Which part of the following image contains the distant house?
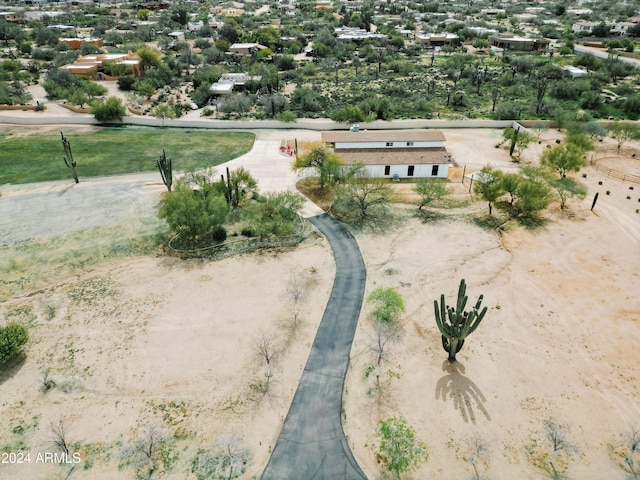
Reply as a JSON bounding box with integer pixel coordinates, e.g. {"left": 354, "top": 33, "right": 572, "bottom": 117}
{"left": 571, "top": 21, "right": 600, "bottom": 34}
{"left": 610, "top": 22, "right": 635, "bottom": 36}
{"left": 562, "top": 65, "right": 588, "bottom": 78}
{"left": 209, "top": 72, "right": 262, "bottom": 95}
{"left": 334, "top": 27, "right": 388, "bottom": 42}
{"left": 415, "top": 32, "right": 459, "bottom": 47}
{"left": 168, "top": 31, "right": 185, "bottom": 42}
{"left": 60, "top": 52, "right": 142, "bottom": 79}
{"left": 0, "top": 12, "right": 19, "bottom": 22}
{"left": 228, "top": 42, "right": 268, "bottom": 57}
{"left": 322, "top": 129, "right": 452, "bottom": 179}
{"left": 489, "top": 34, "right": 550, "bottom": 52}
{"left": 60, "top": 37, "right": 104, "bottom": 50}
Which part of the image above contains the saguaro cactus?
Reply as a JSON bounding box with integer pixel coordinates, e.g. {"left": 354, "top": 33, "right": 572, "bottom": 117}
{"left": 60, "top": 132, "right": 79, "bottom": 184}
{"left": 155, "top": 148, "right": 172, "bottom": 191}
{"left": 434, "top": 278, "right": 487, "bottom": 362}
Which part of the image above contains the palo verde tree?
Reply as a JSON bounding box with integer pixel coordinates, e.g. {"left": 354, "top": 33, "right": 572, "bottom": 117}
{"left": 155, "top": 148, "right": 172, "bottom": 192}
{"left": 367, "top": 287, "right": 405, "bottom": 324}
{"left": 0, "top": 323, "right": 28, "bottom": 363}
{"left": 434, "top": 278, "right": 487, "bottom": 362}
{"left": 414, "top": 177, "right": 451, "bottom": 211}
{"left": 60, "top": 132, "right": 79, "bottom": 184}
{"left": 332, "top": 163, "right": 395, "bottom": 225}
{"left": 158, "top": 176, "right": 230, "bottom": 245}
{"left": 292, "top": 144, "right": 343, "bottom": 190}
{"left": 540, "top": 144, "right": 587, "bottom": 179}
{"left": 474, "top": 165, "right": 505, "bottom": 215}
{"left": 377, "top": 416, "right": 428, "bottom": 478}
{"left": 367, "top": 287, "right": 404, "bottom": 383}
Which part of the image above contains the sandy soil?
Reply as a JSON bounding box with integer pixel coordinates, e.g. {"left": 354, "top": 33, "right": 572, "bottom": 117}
{"left": 1, "top": 128, "right": 639, "bottom": 479}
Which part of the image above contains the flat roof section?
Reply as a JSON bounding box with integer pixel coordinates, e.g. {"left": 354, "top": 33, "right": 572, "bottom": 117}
{"left": 336, "top": 147, "right": 451, "bottom": 165}
{"left": 322, "top": 129, "right": 446, "bottom": 143}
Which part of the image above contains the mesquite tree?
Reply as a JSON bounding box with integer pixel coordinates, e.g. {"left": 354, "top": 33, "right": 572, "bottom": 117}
{"left": 434, "top": 279, "right": 487, "bottom": 362}
{"left": 60, "top": 132, "right": 79, "bottom": 184}
{"left": 155, "top": 148, "right": 172, "bottom": 191}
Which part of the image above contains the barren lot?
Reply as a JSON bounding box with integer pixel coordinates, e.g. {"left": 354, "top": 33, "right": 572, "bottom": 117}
{"left": 1, "top": 127, "right": 639, "bottom": 479}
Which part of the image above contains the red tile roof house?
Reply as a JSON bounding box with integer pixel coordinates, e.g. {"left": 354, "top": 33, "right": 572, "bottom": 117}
{"left": 321, "top": 129, "right": 453, "bottom": 179}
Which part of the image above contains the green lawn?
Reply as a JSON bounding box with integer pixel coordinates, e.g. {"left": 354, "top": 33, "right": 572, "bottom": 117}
{"left": 0, "top": 126, "right": 255, "bottom": 185}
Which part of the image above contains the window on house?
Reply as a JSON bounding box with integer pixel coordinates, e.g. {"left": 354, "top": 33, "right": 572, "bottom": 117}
{"left": 408, "top": 165, "right": 415, "bottom": 176}
{"left": 384, "top": 165, "right": 390, "bottom": 175}
{"left": 406, "top": 141, "right": 414, "bottom": 146}
{"left": 386, "top": 142, "right": 393, "bottom": 147}
{"left": 431, "top": 165, "right": 439, "bottom": 176}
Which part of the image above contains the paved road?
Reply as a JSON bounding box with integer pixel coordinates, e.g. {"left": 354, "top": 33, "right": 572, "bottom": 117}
{"left": 261, "top": 213, "right": 367, "bottom": 480}
{"left": 574, "top": 44, "right": 640, "bottom": 67}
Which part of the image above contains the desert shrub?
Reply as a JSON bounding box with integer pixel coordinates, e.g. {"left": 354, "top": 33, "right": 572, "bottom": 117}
{"left": 0, "top": 323, "right": 28, "bottom": 363}
{"left": 211, "top": 226, "right": 227, "bottom": 242}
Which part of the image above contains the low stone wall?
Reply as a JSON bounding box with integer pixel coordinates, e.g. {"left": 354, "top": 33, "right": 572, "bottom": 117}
{"left": 60, "top": 104, "right": 91, "bottom": 114}
{"left": 0, "top": 105, "right": 40, "bottom": 111}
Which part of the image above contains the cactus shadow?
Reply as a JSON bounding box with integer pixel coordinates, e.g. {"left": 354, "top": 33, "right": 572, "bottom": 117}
{"left": 435, "top": 360, "right": 491, "bottom": 424}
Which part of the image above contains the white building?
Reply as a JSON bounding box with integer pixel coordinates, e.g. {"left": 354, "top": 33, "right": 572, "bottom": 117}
{"left": 321, "top": 130, "right": 452, "bottom": 179}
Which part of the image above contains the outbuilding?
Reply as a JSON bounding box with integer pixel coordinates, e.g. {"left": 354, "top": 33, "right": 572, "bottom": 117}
{"left": 321, "top": 129, "right": 452, "bottom": 179}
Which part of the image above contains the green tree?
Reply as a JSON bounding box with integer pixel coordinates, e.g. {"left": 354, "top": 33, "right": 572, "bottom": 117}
{"left": 91, "top": 97, "right": 126, "bottom": 123}
{"left": 414, "top": 178, "right": 451, "bottom": 210}
{"left": 501, "top": 172, "right": 522, "bottom": 205}
{"left": 434, "top": 278, "right": 487, "bottom": 362}
{"left": 474, "top": 165, "right": 505, "bottom": 215}
{"left": 502, "top": 127, "right": 532, "bottom": 159}
{"left": 367, "top": 287, "right": 405, "bottom": 324}
{"left": 540, "top": 144, "right": 587, "bottom": 178}
{"left": 513, "top": 175, "right": 554, "bottom": 218}
{"left": 0, "top": 323, "right": 28, "bottom": 363}
{"left": 251, "top": 191, "right": 304, "bottom": 238}
{"left": 332, "top": 164, "right": 395, "bottom": 225}
{"left": 151, "top": 103, "right": 177, "bottom": 124}
{"left": 293, "top": 145, "right": 344, "bottom": 189}
{"left": 550, "top": 177, "right": 587, "bottom": 210}
{"left": 608, "top": 123, "right": 640, "bottom": 150}
{"left": 136, "top": 46, "right": 164, "bottom": 72}
{"left": 377, "top": 416, "right": 428, "bottom": 477}
{"left": 158, "top": 181, "right": 230, "bottom": 245}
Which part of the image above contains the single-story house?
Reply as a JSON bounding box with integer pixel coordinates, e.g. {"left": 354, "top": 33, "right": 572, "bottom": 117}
{"left": 415, "top": 32, "right": 459, "bottom": 47}
{"left": 209, "top": 72, "right": 262, "bottom": 95}
{"left": 228, "top": 42, "right": 268, "bottom": 57}
{"left": 0, "top": 12, "right": 19, "bottom": 22}
{"left": 60, "top": 52, "right": 142, "bottom": 78}
{"left": 60, "top": 37, "right": 104, "bottom": 50}
{"left": 489, "top": 34, "right": 550, "bottom": 52}
{"left": 321, "top": 129, "right": 452, "bottom": 179}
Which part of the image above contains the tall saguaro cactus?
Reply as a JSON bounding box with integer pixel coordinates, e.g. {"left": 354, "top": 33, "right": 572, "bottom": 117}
{"left": 60, "top": 132, "right": 79, "bottom": 184}
{"left": 155, "top": 148, "right": 172, "bottom": 191}
{"left": 434, "top": 278, "right": 487, "bottom": 362}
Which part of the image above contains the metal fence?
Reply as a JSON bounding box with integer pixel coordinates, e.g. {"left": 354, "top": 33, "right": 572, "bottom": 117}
{"left": 590, "top": 149, "right": 640, "bottom": 184}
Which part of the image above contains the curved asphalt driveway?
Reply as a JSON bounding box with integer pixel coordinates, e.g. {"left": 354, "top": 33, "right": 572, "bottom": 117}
{"left": 261, "top": 213, "right": 367, "bottom": 480}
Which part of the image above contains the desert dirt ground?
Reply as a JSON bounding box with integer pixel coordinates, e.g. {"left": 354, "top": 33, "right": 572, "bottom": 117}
{"left": 1, "top": 127, "right": 639, "bottom": 479}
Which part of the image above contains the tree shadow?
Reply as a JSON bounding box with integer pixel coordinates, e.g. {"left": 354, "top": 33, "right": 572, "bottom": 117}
{"left": 435, "top": 360, "right": 490, "bottom": 424}
{"left": 0, "top": 352, "right": 26, "bottom": 385}
{"left": 416, "top": 208, "right": 448, "bottom": 223}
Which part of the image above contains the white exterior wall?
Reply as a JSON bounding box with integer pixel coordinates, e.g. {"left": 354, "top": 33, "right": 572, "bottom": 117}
{"left": 335, "top": 140, "right": 444, "bottom": 149}
{"left": 363, "top": 164, "right": 449, "bottom": 179}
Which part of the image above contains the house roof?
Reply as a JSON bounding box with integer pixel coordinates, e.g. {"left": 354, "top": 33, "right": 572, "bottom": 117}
{"left": 335, "top": 148, "right": 451, "bottom": 165}
{"left": 322, "top": 129, "right": 446, "bottom": 144}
